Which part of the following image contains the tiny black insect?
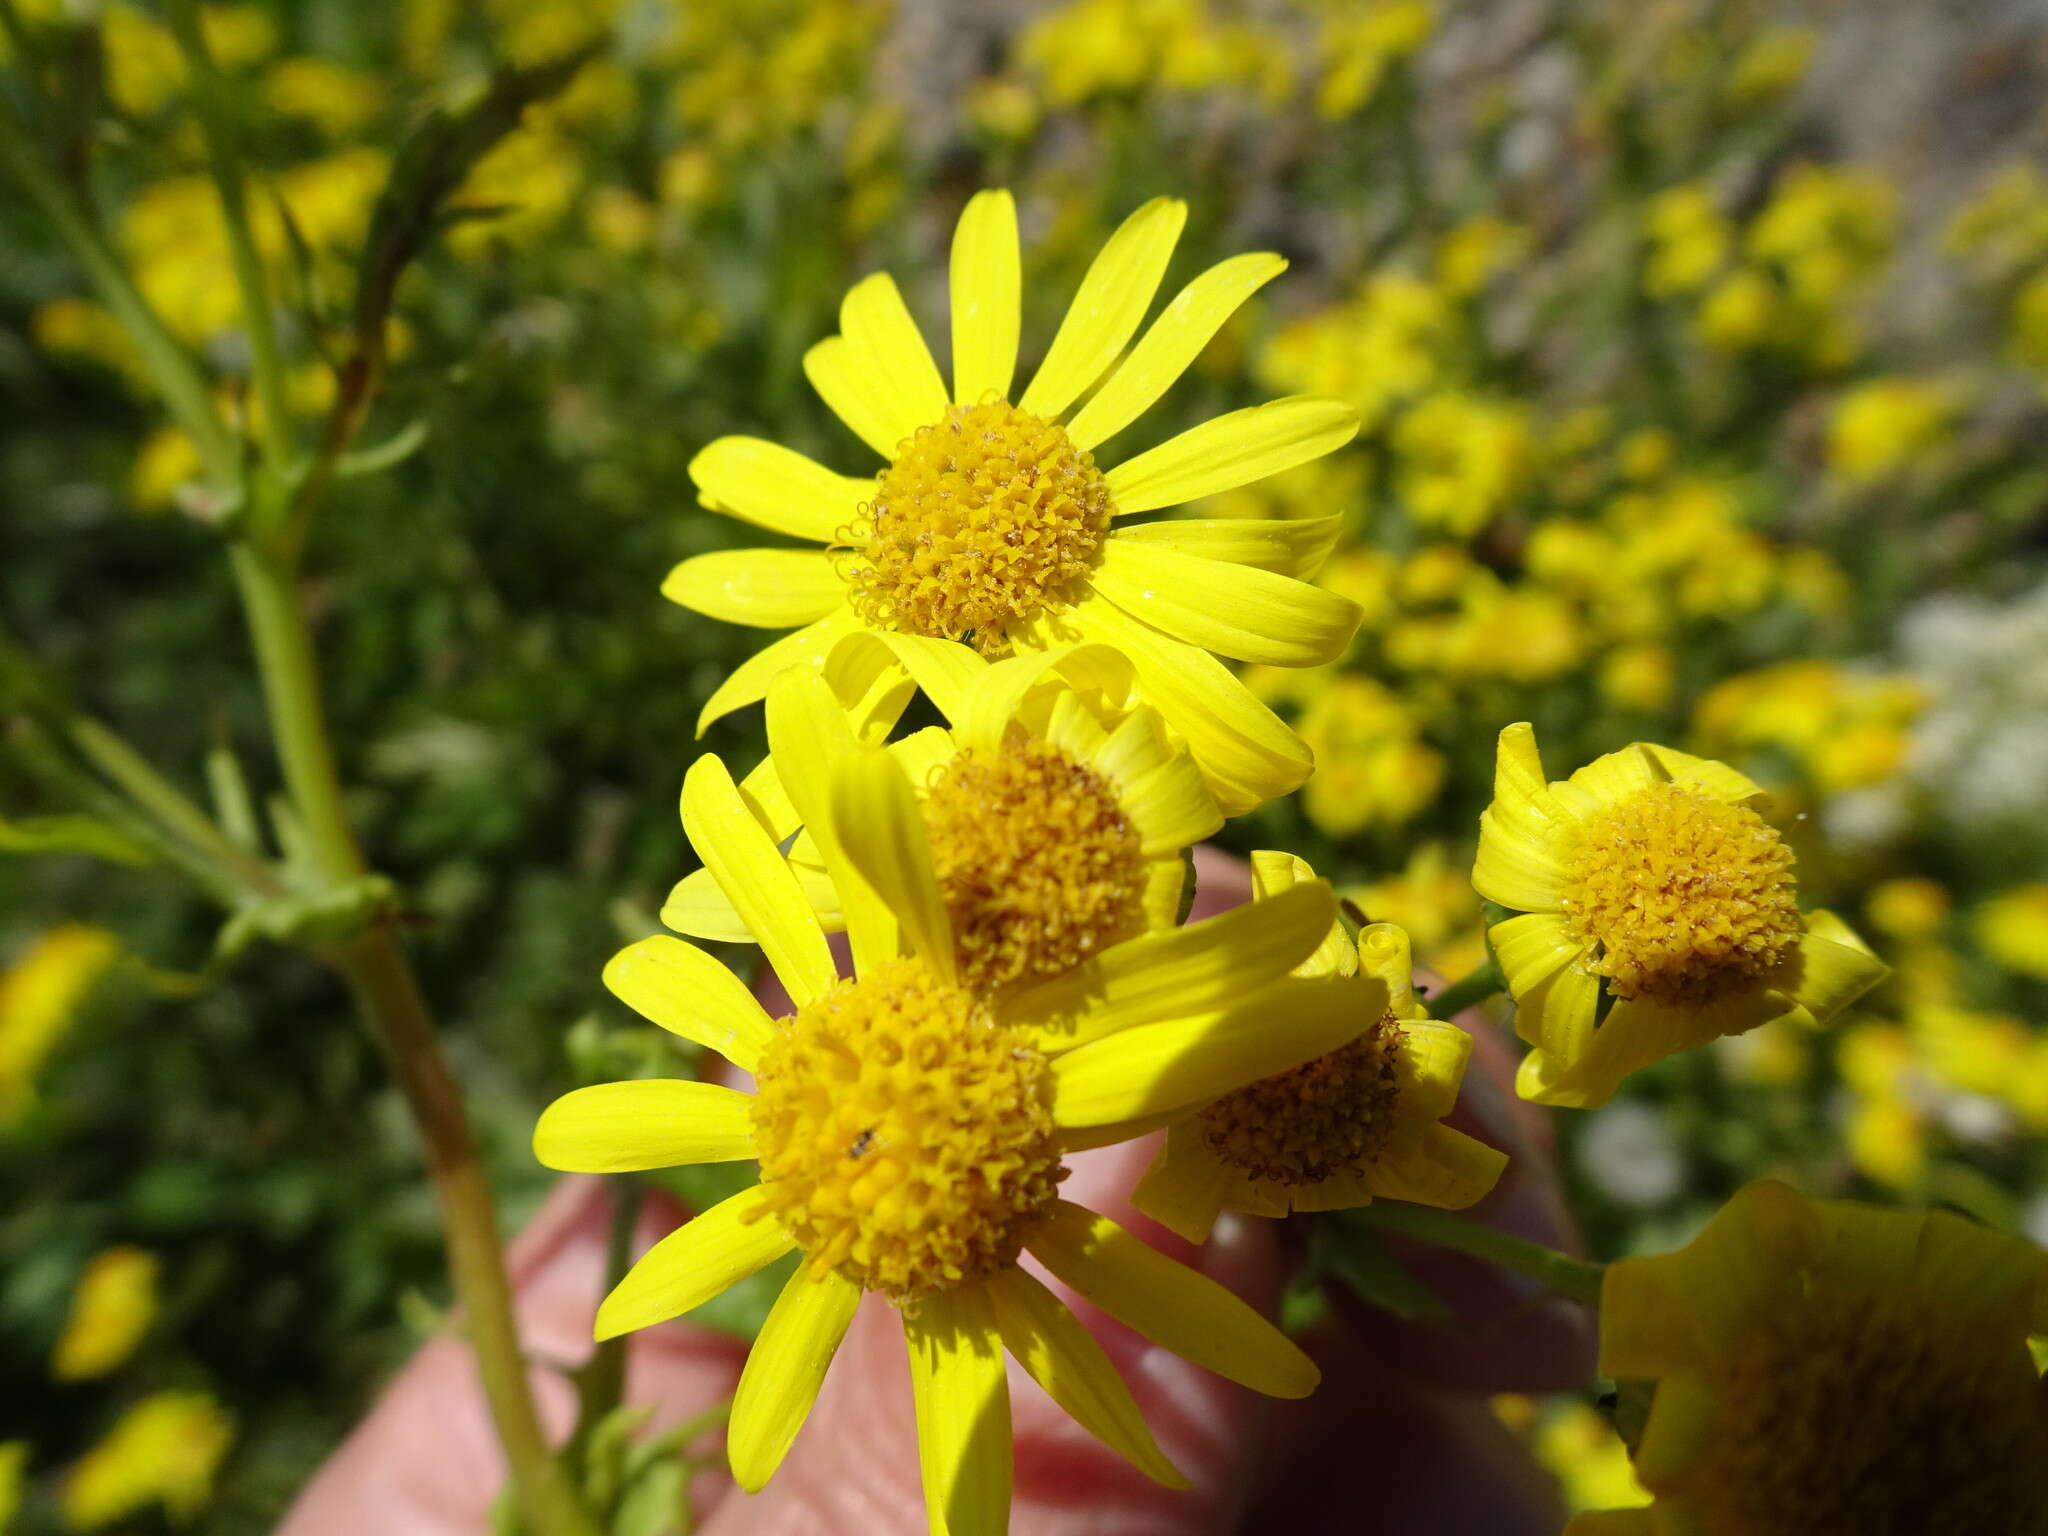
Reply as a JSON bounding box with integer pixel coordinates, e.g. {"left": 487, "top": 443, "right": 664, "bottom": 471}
{"left": 847, "top": 1127, "right": 876, "bottom": 1159}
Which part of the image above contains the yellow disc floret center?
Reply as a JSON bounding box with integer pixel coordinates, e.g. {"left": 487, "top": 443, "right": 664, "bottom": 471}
{"left": 846, "top": 401, "right": 1113, "bottom": 651}
{"left": 1561, "top": 780, "right": 1800, "bottom": 1004}
{"left": 1198, "top": 1012, "right": 1405, "bottom": 1185}
{"left": 750, "top": 956, "right": 1064, "bottom": 1304}
{"left": 921, "top": 738, "right": 1148, "bottom": 992}
{"left": 1686, "top": 1291, "right": 2048, "bottom": 1535}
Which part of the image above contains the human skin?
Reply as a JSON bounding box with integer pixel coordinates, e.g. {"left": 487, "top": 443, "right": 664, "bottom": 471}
{"left": 280, "top": 850, "right": 1591, "bottom": 1534}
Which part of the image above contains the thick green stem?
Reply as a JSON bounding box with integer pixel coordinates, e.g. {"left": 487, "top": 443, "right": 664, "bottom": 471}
{"left": 0, "top": 111, "right": 237, "bottom": 485}
{"left": 164, "top": 0, "right": 294, "bottom": 472}
{"left": 230, "top": 545, "right": 596, "bottom": 1536}
{"left": 1354, "top": 1202, "right": 1606, "bottom": 1308}
{"left": 1429, "top": 958, "right": 1505, "bottom": 1019}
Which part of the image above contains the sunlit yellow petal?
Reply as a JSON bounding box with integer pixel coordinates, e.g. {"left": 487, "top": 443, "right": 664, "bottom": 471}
{"left": 681, "top": 755, "right": 837, "bottom": 1005}
{"left": 829, "top": 747, "right": 954, "bottom": 980}
{"left": 1253, "top": 851, "right": 1358, "bottom": 977}
{"left": 1395, "top": 1018, "right": 1475, "bottom": 1121}
{"left": 841, "top": 271, "right": 950, "bottom": 446}
{"left": 951, "top": 189, "right": 1021, "bottom": 406}
{"left": 662, "top": 550, "right": 846, "bottom": 628}
{"left": 1489, "top": 912, "right": 1582, "bottom": 1002}
{"left": 658, "top": 869, "right": 755, "bottom": 943}
{"left": 956, "top": 644, "right": 1130, "bottom": 754}
{"left": 689, "top": 436, "right": 870, "bottom": 543}
{"left": 1104, "top": 396, "right": 1358, "bottom": 514}
{"left": 1092, "top": 540, "right": 1361, "bottom": 666}
{"left": 534, "top": 1080, "right": 757, "bottom": 1172}
{"left": 984, "top": 1266, "right": 1187, "bottom": 1488}
{"left": 1005, "top": 882, "right": 1336, "bottom": 1051}
{"left": 1027, "top": 1201, "right": 1318, "bottom": 1398}
{"left": 904, "top": 1283, "right": 1011, "bottom": 1536}
{"left": 1121, "top": 756, "right": 1223, "bottom": 855}
{"left": 602, "top": 935, "right": 777, "bottom": 1071}
{"left": 804, "top": 334, "right": 907, "bottom": 460}
{"left": 768, "top": 670, "right": 899, "bottom": 973}
{"left": 826, "top": 630, "right": 989, "bottom": 727}
{"left": 1363, "top": 1123, "right": 1507, "bottom": 1210}
{"left": 1113, "top": 514, "right": 1343, "bottom": 580}
{"left": 1051, "top": 973, "right": 1381, "bottom": 1127}
{"left": 595, "top": 1184, "right": 792, "bottom": 1341}
{"left": 1056, "top": 598, "right": 1311, "bottom": 815}
{"left": 1019, "top": 197, "right": 1187, "bottom": 420}
{"left": 696, "top": 608, "right": 862, "bottom": 735}
{"left": 1065, "top": 252, "right": 1287, "bottom": 450}
{"left": 727, "top": 1266, "right": 861, "bottom": 1492}
{"left": 1772, "top": 916, "right": 1889, "bottom": 1025}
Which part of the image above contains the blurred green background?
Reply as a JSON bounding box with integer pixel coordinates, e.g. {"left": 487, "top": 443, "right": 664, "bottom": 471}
{"left": 4, "top": 0, "right": 2048, "bottom": 1527}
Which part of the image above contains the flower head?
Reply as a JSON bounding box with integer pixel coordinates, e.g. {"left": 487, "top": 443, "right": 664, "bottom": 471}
{"left": 663, "top": 636, "right": 1222, "bottom": 992}
{"left": 539, "top": 743, "right": 1362, "bottom": 1526}
{"left": 669, "top": 190, "right": 1363, "bottom": 813}
{"left": 53, "top": 1247, "right": 159, "bottom": 1382}
{"left": 1132, "top": 852, "right": 1505, "bottom": 1241}
{"left": 1475, "top": 723, "right": 1888, "bottom": 1107}
{"left": 1570, "top": 1181, "right": 2048, "bottom": 1536}
{"left": 62, "top": 1391, "right": 233, "bottom": 1531}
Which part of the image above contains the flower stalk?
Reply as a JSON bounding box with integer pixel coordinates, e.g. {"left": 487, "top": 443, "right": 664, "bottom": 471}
{"left": 1351, "top": 1200, "right": 1606, "bottom": 1308}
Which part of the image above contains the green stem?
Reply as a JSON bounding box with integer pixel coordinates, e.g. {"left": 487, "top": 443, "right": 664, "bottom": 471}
{"left": 0, "top": 109, "right": 237, "bottom": 485}
{"left": 1429, "top": 958, "right": 1505, "bottom": 1018}
{"left": 164, "top": 0, "right": 293, "bottom": 474}
{"left": 230, "top": 542, "right": 596, "bottom": 1536}
{"left": 1353, "top": 1202, "right": 1606, "bottom": 1308}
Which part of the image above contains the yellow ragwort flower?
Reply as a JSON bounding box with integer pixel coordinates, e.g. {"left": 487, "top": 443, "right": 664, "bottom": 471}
{"left": 1569, "top": 1181, "right": 2048, "bottom": 1536}
{"left": 664, "top": 639, "right": 1224, "bottom": 993}
{"left": 1131, "top": 852, "right": 1504, "bottom": 1240}
{"left": 1474, "top": 724, "right": 1888, "bottom": 1107}
{"left": 52, "top": 1247, "right": 159, "bottom": 1382}
{"left": 0, "top": 925, "right": 119, "bottom": 1122}
{"left": 539, "top": 744, "right": 1368, "bottom": 1530}
{"left": 670, "top": 191, "right": 1363, "bottom": 813}
{"left": 1973, "top": 884, "right": 2048, "bottom": 981}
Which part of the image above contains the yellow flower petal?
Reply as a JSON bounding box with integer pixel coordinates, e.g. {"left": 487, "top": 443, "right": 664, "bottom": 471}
{"left": 1121, "top": 756, "right": 1223, "bottom": 856}
{"left": 1065, "top": 251, "right": 1287, "bottom": 450}
{"left": 1091, "top": 540, "right": 1361, "bottom": 666}
{"left": 1257, "top": 852, "right": 1359, "bottom": 977}
{"left": 1104, "top": 396, "right": 1359, "bottom": 515}
{"left": 1141, "top": 856, "right": 1185, "bottom": 932}
{"left": 658, "top": 869, "right": 755, "bottom": 943}
{"left": 689, "top": 436, "right": 871, "bottom": 543}
{"left": 823, "top": 629, "right": 989, "bottom": 727}
{"left": 1130, "top": 1120, "right": 1235, "bottom": 1244}
{"left": 950, "top": 189, "right": 1020, "bottom": 406}
{"left": 533, "top": 1080, "right": 757, "bottom": 1172}
{"left": 904, "top": 1283, "right": 1011, "bottom": 1536}
{"left": 1489, "top": 913, "right": 1582, "bottom": 1005}
{"left": 1113, "top": 514, "right": 1343, "bottom": 580}
{"left": 955, "top": 643, "right": 1133, "bottom": 754}
{"left": 804, "top": 334, "right": 907, "bottom": 460}
{"left": 681, "top": 755, "right": 838, "bottom": 1006}
{"left": 1055, "top": 597, "right": 1311, "bottom": 815}
{"left": 767, "top": 670, "right": 899, "bottom": 974}
{"left": 1354, "top": 921, "right": 1411, "bottom": 1003}
{"left": 1771, "top": 917, "right": 1889, "bottom": 1025}
{"left": 1503, "top": 938, "right": 1600, "bottom": 1061}
{"left": 984, "top": 1266, "right": 1188, "bottom": 1489}
{"left": 602, "top": 935, "right": 777, "bottom": 1071}
{"left": 1027, "top": 1201, "right": 1318, "bottom": 1398}
{"left": 727, "top": 1266, "right": 861, "bottom": 1492}
{"left": 697, "top": 608, "right": 862, "bottom": 735}
{"left": 1473, "top": 808, "right": 1569, "bottom": 913}
{"left": 661, "top": 550, "right": 847, "bottom": 628}
{"left": 828, "top": 747, "right": 954, "bottom": 981}
{"left": 840, "top": 271, "right": 950, "bottom": 448}
{"left": 1632, "top": 1370, "right": 1721, "bottom": 1484}
{"left": 1051, "top": 973, "right": 1380, "bottom": 1128}
{"left": 595, "top": 1184, "right": 792, "bottom": 1341}
{"left": 1005, "top": 881, "right": 1336, "bottom": 1051}
{"left": 1019, "top": 197, "right": 1187, "bottom": 420}
{"left": 1395, "top": 1018, "right": 1476, "bottom": 1122}
{"left": 1359, "top": 1123, "right": 1507, "bottom": 1210}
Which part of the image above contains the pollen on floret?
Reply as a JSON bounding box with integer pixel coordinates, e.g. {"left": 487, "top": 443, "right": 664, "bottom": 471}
{"left": 1198, "top": 1012, "right": 1405, "bottom": 1185}
{"left": 1679, "top": 1288, "right": 2048, "bottom": 1535}
{"left": 921, "top": 738, "right": 1148, "bottom": 992}
{"left": 843, "top": 400, "right": 1113, "bottom": 651}
{"left": 748, "top": 957, "right": 1064, "bottom": 1305}
{"left": 1561, "top": 780, "right": 1801, "bottom": 1005}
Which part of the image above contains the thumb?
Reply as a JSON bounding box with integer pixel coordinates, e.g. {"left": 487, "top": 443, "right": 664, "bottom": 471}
{"left": 697, "top": 1136, "right": 1291, "bottom": 1536}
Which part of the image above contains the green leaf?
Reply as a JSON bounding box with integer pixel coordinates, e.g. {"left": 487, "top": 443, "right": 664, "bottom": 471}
{"left": 335, "top": 419, "right": 430, "bottom": 479}
{"left": 213, "top": 875, "right": 401, "bottom": 960}
{"left": 1321, "top": 1218, "right": 1452, "bottom": 1323}
{"left": 0, "top": 810, "right": 157, "bottom": 865}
